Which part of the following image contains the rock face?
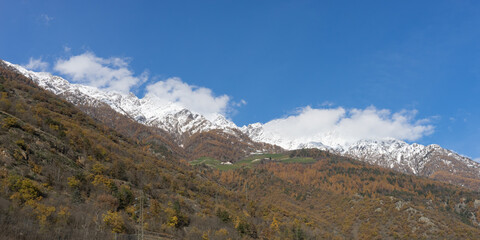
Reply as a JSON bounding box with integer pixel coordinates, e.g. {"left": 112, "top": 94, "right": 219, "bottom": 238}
{"left": 3, "top": 59, "right": 480, "bottom": 187}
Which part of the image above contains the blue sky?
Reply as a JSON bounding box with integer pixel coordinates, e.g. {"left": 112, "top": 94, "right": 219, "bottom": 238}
{"left": 0, "top": 0, "right": 479, "bottom": 159}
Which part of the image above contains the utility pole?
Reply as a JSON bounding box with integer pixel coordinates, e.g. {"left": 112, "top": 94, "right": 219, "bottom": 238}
{"left": 245, "top": 180, "right": 248, "bottom": 201}
{"left": 141, "top": 191, "right": 144, "bottom": 240}
{"left": 137, "top": 192, "right": 145, "bottom": 240}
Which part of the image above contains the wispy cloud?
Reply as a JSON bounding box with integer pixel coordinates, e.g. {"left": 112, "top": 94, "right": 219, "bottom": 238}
{"left": 233, "top": 99, "right": 247, "bottom": 107}
{"left": 320, "top": 101, "right": 334, "bottom": 107}
{"left": 474, "top": 158, "right": 480, "bottom": 163}
{"left": 40, "top": 14, "right": 53, "bottom": 25}
{"left": 23, "top": 57, "right": 49, "bottom": 72}
{"left": 261, "top": 106, "right": 434, "bottom": 147}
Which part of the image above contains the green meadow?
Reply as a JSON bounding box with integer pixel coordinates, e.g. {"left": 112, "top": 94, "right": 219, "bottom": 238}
{"left": 190, "top": 153, "right": 316, "bottom": 170}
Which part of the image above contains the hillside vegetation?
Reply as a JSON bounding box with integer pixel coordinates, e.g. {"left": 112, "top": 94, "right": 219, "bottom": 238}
{"left": 0, "top": 63, "right": 260, "bottom": 239}
{"left": 1, "top": 63, "right": 480, "bottom": 239}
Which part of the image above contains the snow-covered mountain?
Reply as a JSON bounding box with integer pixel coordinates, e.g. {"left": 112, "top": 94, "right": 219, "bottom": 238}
{"left": 2, "top": 60, "right": 239, "bottom": 143}
{"left": 242, "top": 122, "right": 480, "bottom": 181}
{"left": 3, "top": 59, "right": 479, "bottom": 184}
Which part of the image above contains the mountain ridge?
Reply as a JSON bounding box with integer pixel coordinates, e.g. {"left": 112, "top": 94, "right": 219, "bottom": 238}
{"left": 3, "top": 59, "right": 479, "bottom": 188}
{"left": 2, "top": 59, "right": 480, "bottom": 239}
{"left": 243, "top": 112, "right": 480, "bottom": 188}
{"left": 2, "top": 61, "right": 243, "bottom": 141}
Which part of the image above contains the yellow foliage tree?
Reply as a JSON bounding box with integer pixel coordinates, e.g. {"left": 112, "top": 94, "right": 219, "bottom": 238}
{"left": 201, "top": 232, "right": 209, "bottom": 240}
{"left": 33, "top": 203, "right": 56, "bottom": 226}
{"left": 167, "top": 215, "right": 179, "bottom": 227}
{"left": 92, "top": 174, "right": 113, "bottom": 190}
{"left": 57, "top": 206, "right": 71, "bottom": 225}
{"left": 9, "top": 178, "right": 43, "bottom": 205}
{"left": 67, "top": 176, "right": 81, "bottom": 189}
{"left": 103, "top": 210, "right": 125, "bottom": 233}
{"left": 270, "top": 216, "right": 280, "bottom": 232}
{"left": 92, "top": 162, "right": 106, "bottom": 175}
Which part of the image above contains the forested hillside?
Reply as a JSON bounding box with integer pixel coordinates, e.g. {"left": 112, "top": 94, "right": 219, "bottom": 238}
{"left": 0, "top": 62, "right": 263, "bottom": 239}
{"left": 1, "top": 62, "right": 480, "bottom": 239}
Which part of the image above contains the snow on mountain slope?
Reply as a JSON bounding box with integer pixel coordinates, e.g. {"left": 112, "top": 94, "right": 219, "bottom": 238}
{"left": 241, "top": 123, "right": 340, "bottom": 151}
{"left": 3, "top": 59, "right": 479, "bottom": 183}
{"left": 2, "top": 60, "right": 238, "bottom": 141}
{"left": 342, "top": 139, "right": 480, "bottom": 176}
{"left": 242, "top": 122, "right": 480, "bottom": 179}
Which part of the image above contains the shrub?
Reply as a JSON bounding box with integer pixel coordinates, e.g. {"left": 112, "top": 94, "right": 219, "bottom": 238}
{"left": 8, "top": 176, "right": 44, "bottom": 205}
{"left": 115, "top": 185, "right": 134, "bottom": 210}
{"left": 216, "top": 208, "right": 230, "bottom": 223}
{"left": 2, "top": 117, "right": 19, "bottom": 129}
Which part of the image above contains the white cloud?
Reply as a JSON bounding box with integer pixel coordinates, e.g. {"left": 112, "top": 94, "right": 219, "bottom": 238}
{"left": 40, "top": 14, "right": 53, "bottom": 24}
{"left": 233, "top": 99, "right": 247, "bottom": 107}
{"left": 54, "top": 51, "right": 233, "bottom": 118}
{"left": 474, "top": 158, "right": 480, "bottom": 163}
{"left": 145, "top": 77, "right": 230, "bottom": 118}
{"left": 54, "top": 52, "right": 147, "bottom": 93}
{"left": 320, "top": 101, "right": 334, "bottom": 107}
{"left": 261, "top": 106, "right": 434, "bottom": 147}
{"left": 23, "top": 57, "right": 49, "bottom": 71}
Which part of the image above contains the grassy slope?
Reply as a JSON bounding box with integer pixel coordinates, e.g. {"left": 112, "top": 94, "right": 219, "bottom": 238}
{"left": 190, "top": 154, "right": 316, "bottom": 170}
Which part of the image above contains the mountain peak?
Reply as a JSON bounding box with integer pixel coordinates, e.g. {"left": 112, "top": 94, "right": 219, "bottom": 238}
{"left": 3, "top": 58, "right": 479, "bottom": 186}
{"left": 2, "top": 59, "right": 239, "bottom": 140}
